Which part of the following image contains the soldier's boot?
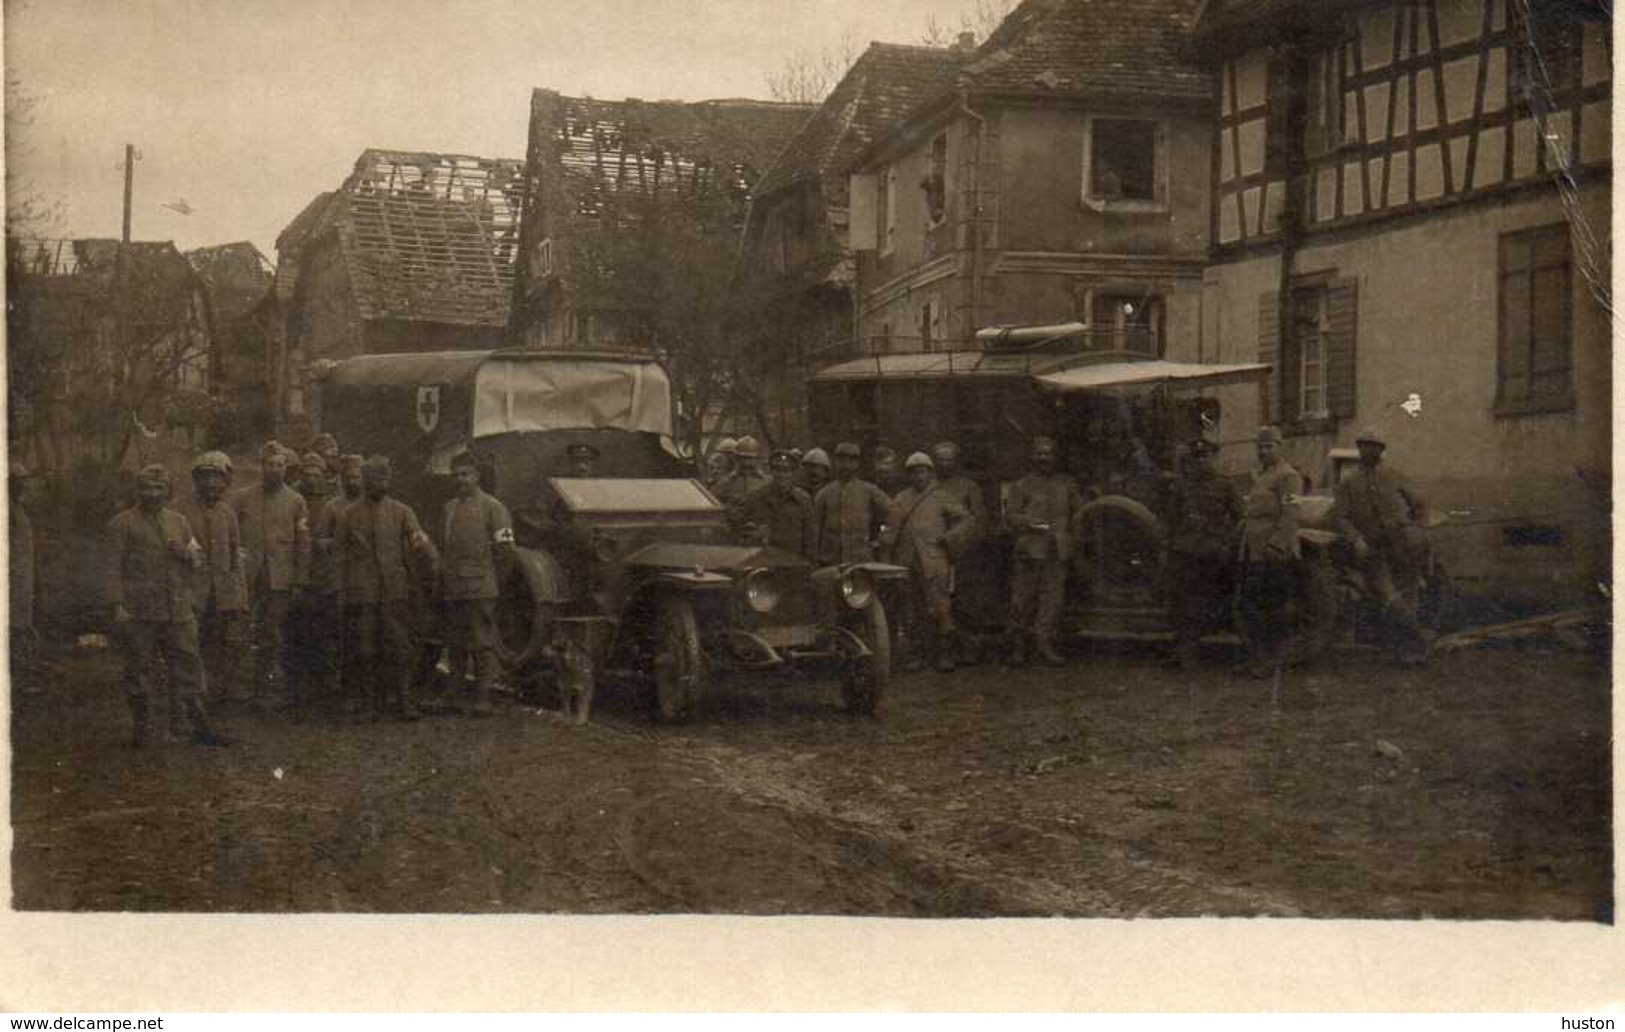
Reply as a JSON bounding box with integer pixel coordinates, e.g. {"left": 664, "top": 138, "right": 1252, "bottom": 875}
{"left": 470, "top": 652, "right": 497, "bottom": 717}
{"left": 1007, "top": 633, "right": 1029, "bottom": 668}
{"left": 185, "top": 698, "right": 233, "bottom": 747}
{"left": 127, "top": 695, "right": 150, "bottom": 750}
{"left": 1036, "top": 637, "right": 1066, "bottom": 667}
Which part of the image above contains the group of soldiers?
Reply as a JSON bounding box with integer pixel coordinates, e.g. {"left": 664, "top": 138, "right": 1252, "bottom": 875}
{"left": 708, "top": 422, "right": 1433, "bottom": 678}
{"left": 104, "top": 434, "right": 520, "bottom": 747}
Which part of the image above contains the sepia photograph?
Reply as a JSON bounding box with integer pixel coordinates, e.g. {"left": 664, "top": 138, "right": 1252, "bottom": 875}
{"left": 2, "top": 0, "right": 1617, "bottom": 1012}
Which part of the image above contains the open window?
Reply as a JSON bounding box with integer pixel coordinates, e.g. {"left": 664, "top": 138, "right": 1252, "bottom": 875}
{"left": 923, "top": 133, "right": 948, "bottom": 224}
{"left": 1084, "top": 118, "right": 1166, "bottom": 210}
{"left": 1087, "top": 292, "right": 1162, "bottom": 356}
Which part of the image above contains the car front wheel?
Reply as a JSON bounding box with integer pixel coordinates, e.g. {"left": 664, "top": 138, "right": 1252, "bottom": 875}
{"left": 841, "top": 600, "right": 890, "bottom": 716}
{"left": 652, "top": 597, "right": 706, "bottom": 723}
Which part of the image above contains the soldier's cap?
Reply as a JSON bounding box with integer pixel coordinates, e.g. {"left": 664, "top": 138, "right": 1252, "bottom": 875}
{"left": 1257, "top": 426, "right": 1284, "bottom": 445}
{"left": 717, "top": 437, "right": 739, "bottom": 455}
{"left": 300, "top": 452, "right": 327, "bottom": 476}
{"left": 801, "top": 447, "right": 832, "bottom": 468}
{"left": 1354, "top": 426, "right": 1387, "bottom": 447}
{"left": 261, "top": 440, "right": 287, "bottom": 461}
{"left": 788, "top": 448, "right": 804, "bottom": 462}
{"left": 361, "top": 455, "right": 392, "bottom": 477}
{"left": 833, "top": 442, "right": 861, "bottom": 459}
{"left": 136, "top": 463, "right": 171, "bottom": 487}
{"left": 769, "top": 449, "right": 796, "bottom": 469}
{"left": 339, "top": 453, "right": 364, "bottom": 473}
{"left": 311, "top": 432, "right": 338, "bottom": 452}
{"left": 734, "top": 435, "right": 761, "bottom": 458}
{"left": 930, "top": 441, "right": 960, "bottom": 460}
{"left": 567, "top": 442, "right": 600, "bottom": 459}
{"left": 905, "top": 451, "right": 934, "bottom": 470}
{"left": 191, "top": 450, "right": 233, "bottom": 476}
{"left": 872, "top": 445, "right": 897, "bottom": 463}
{"left": 450, "top": 450, "right": 479, "bottom": 471}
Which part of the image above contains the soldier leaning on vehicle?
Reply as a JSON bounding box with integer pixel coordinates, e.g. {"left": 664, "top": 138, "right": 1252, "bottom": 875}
{"left": 335, "top": 456, "right": 438, "bottom": 721}
{"left": 1162, "top": 436, "right": 1243, "bottom": 670}
{"left": 882, "top": 452, "right": 972, "bottom": 674}
{"left": 176, "top": 450, "right": 249, "bottom": 709}
{"left": 107, "top": 464, "right": 231, "bottom": 749}
{"left": 1236, "top": 426, "right": 1304, "bottom": 679}
{"left": 812, "top": 442, "right": 893, "bottom": 565}
{"left": 438, "top": 450, "right": 516, "bottom": 716}
{"left": 1004, "top": 435, "right": 1083, "bottom": 668}
{"left": 1330, "top": 426, "right": 1432, "bottom": 667}
{"left": 231, "top": 441, "right": 311, "bottom": 710}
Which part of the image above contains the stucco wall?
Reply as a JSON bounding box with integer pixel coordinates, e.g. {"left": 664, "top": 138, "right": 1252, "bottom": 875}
{"left": 1203, "top": 186, "right": 1611, "bottom": 606}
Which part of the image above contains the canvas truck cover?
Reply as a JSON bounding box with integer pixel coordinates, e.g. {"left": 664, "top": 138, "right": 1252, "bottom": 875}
{"left": 473, "top": 357, "right": 673, "bottom": 439}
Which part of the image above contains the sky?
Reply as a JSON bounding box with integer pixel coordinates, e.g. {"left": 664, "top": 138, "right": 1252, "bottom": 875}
{"left": 5, "top": 0, "right": 991, "bottom": 261}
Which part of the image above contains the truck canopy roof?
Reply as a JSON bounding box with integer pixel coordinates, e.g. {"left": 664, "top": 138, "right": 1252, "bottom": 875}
{"left": 321, "top": 349, "right": 674, "bottom": 438}
{"left": 811, "top": 349, "right": 1269, "bottom": 392}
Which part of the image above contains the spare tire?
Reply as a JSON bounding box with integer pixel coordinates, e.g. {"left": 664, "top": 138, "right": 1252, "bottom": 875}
{"left": 1073, "top": 495, "right": 1165, "bottom": 608}
{"left": 493, "top": 546, "right": 571, "bottom": 670}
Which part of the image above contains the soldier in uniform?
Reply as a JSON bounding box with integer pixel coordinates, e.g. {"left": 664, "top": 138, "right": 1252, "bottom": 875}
{"left": 1237, "top": 426, "right": 1304, "bottom": 677}
{"left": 316, "top": 454, "right": 364, "bottom": 715}
{"left": 1330, "top": 426, "right": 1432, "bottom": 666}
{"left": 336, "top": 456, "right": 438, "bottom": 720}
{"left": 883, "top": 452, "right": 972, "bottom": 673}
{"left": 439, "top": 451, "right": 516, "bottom": 716}
{"left": 285, "top": 451, "right": 338, "bottom": 720}
{"left": 565, "top": 441, "right": 599, "bottom": 478}
{"left": 231, "top": 442, "right": 311, "bottom": 708}
{"left": 738, "top": 449, "right": 813, "bottom": 556}
{"left": 1006, "top": 435, "right": 1082, "bottom": 667}
{"left": 1162, "top": 437, "right": 1244, "bottom": 669}
{"left": 719, "top": 435, "right": 770, "bottom": 507}
{"left": 177, "top": 450, "right": 248, "bottom": 708}
{"left": 798, "top": 448, "right": 832, "bottom": 497}
{"left": 107, "top": 464, "right": 230, "bottom": 748}
{"left": 704, "top": 438, "right": 737, "bottom": 490}
{"left": 312, "top": 432, "right": 342, "bottom": 479}
{"left": 812, "top": 442, "right": 892, "bottom": 565}
{"left": 931, "top": 441, "right": 986, "bottom": 664}
{"left": 871, "top": 446, "right": 905, "bottom": 498}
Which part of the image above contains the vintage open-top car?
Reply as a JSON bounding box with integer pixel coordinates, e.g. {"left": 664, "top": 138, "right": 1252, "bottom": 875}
{"left": 315, "top": 348, "right": 901, "bottom": 722}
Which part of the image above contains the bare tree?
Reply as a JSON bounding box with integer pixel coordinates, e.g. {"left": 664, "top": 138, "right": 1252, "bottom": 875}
{"left": 763, "top": 28, "right": 862, "bottom": 105}
{"left": 5, "top": 72, "right": 65, "bottom": 236}
{"left": 920, "top": 0, "right": 1019, "bottom": 48}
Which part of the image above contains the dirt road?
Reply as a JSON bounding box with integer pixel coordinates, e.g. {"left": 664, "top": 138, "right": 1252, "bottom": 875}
{"left": 9, "top": 641, "right": 1611, "bottom": 919}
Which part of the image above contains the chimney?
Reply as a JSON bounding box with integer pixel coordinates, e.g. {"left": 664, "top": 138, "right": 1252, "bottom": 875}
{"left": 956, "top": 31, "right": 976, "bottom": 51}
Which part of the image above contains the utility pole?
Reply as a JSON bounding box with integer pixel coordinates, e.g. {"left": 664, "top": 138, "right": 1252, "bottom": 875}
{"left": 121, "top": 143, "right": 135, "bottom": 242}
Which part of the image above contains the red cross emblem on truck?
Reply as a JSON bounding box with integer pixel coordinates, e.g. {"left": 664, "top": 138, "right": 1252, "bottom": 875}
{"left": 416, "top": 385, "right": 440, "bottom": 433}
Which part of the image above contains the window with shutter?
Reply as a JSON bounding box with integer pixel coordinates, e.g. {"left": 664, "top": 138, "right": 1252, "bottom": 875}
{"left": 1324, "top": 279, "right": 1358, "bottom": 419}
{"left": 1258, "top": 291, "right": 1282, "bottom": 424}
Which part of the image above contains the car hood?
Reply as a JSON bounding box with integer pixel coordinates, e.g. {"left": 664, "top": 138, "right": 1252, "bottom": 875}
{"left": 622, "top": 541, "right": 811, "bottom": 572}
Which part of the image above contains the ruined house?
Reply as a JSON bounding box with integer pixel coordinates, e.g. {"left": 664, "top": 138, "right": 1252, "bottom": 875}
{"left": 186, "top": 241, "right": 275, "bottom": 440}
{"left": 6, "top": 237, "right": 214, "bottom": 474}
{"left": 740, "top": 40, "right": 971, "bottom": 441}
{"left": 1194, "top": 0, "right": 1612, "bottom": 610}
{"left": 275, "top": 149, "right": 525, "bottom": 427}
{"left": 510, "top": 90, "right": 814, "bottom": 351}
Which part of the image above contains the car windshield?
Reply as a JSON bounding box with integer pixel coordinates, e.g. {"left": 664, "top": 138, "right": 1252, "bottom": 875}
{"left": 472, "top": 358, "right": 674, "bottom": 438}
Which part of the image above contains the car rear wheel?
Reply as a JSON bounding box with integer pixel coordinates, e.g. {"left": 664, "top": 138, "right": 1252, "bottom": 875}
{"left": 841, "top": 600, "right": 890, "bottom": 716}
{"left": 652, "top": 597, "right": 706, "bottom": 723}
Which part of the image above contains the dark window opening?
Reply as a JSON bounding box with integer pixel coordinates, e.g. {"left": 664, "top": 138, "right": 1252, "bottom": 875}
{"left": 1090, "top": 293, "right": 1161, "bottom": 356}
{"left": 1502, "top": 524, "right": 1564, "bottom": 547}
{"left": 1498, "top": 224, "right": 1573, "bottom": 412}
{"left": 1090, "top": 119, "right": 1158, "bottom": 202}
{"left": 924, "top": 133, "right": 948, "bottom": 223}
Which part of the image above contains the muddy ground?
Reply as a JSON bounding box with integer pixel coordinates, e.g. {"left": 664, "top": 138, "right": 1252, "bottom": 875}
{"left": 8, "top": 639, "right": 1611, "bottom": 919}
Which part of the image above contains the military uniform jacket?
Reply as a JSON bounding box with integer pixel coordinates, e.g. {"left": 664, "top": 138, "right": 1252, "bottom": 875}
{"left": 176, "top": 497, "right": 247, "bottom": 612}
{"left": 231, "top": 483, "right": 310, "bottom": 590}
{"left": 718, "top": 470, "right": 771, "bottom": 507}
{"left": 1330, "top": 464, "right": 1424, "bottom": 549}
{"left": 884, "top": 485, "right": 971, "bottom": 570}
{"left": 812, "top": 478, "right": 893, "bottom": 565}
{"left": 106, "top": 505, "right": 198, "bottom": 622}
{"left": 1166, "top": 472, "right": 1244, "bottom": 558}
{"left": 1242, "top": 462, "right": 1303, "bottom": 561}
{"left": 741, "top": 483, "right": 813, "bottom": 557}
{"left": 1007, "top": 473, "right": 1084, "bottom": 561}
{"left": 336, "top": 495, "right": 431, "bottom": 605}
{"left": 441, "top": 489, "right": 514, "bottom": 601}
{"left": 935, "top": 475, "right": 985, "bottom": 558}
{"left": 311, "top": 494, "right": 353, "bottom": 598}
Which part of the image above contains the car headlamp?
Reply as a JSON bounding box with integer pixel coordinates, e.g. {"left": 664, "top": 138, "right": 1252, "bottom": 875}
{"left": 840, "top": 568, "right": 874, "bottom": 610}
{"left": 592, "top": 534, "right": 620, "bottom": 563}
{"left": 743, "top": 569, "right": 781, "bottom": 614}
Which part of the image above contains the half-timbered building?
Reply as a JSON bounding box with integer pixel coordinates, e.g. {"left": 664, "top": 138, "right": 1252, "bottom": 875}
{"left": 1195, "top": 0, "right": 1611, "bottom": 609}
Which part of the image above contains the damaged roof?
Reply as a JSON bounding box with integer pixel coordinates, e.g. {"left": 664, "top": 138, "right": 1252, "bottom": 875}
{"left": 754, "top": 43, "right": 969, "bottom": 205}
{"left": 186, "top": 242, "right": 273, "bottom": 324}
{"left": 959, "top": 0, "right": 1210, "bottom": 105}
{"left": 531, "top": 90, "right": 815, "bottom": 215}
{"left": 8, "top": 238, "right": 203, "bottom": 337}
{"left": 281, "top": 150, "right": 525, "bottom": 327}
{"left": 272, "top": 191, "right": 335, "bottom": 302}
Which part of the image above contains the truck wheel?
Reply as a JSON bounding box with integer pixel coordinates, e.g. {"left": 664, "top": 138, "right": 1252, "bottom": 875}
{"left": 1075, "top": 495, "right": 1165, "bottom": 608}
{"left": 652, "top": 597, "right": 706, "bottom": 723}
{"left": 841, "top": 600, "right": 890, "bottom": 716}
{"left": 493, "top": 547, "right": 564, "bottom": 670}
